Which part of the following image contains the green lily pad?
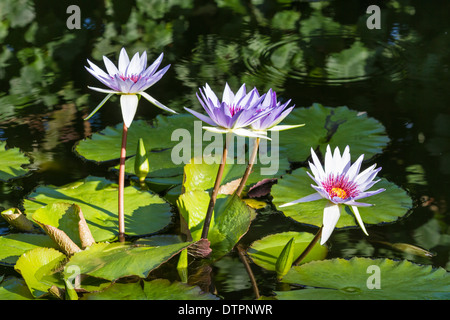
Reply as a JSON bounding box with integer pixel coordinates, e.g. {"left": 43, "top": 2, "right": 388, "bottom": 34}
{"left": 82, "top": 279, "right": 218, "bottom": 300}
{"left": 0, "top": 277, "right": 34, "bottom": 300}
{"left": 271, "top": 167, "right": 412, "bottom": 230}
{"left": 248, "top": 231, "right": 328, "bottom": 271}
{"left": 23, "top": 176, "right": 173, "bottom": 242}
{"left": 177, "top": 191, "right": 252, "bottom": 260}
{"left": 276, "top": 257, "right": 450, "bottom": 300}
{"left": 76, "top": 113, "right": 290, "bottom": 192}
{"left": 75, "top": 114, "right": 197, "bottom": 163}
{"left": 0, "top": 141, "right": 31, "bottom": 181}
{"left": 64, "top": 241, "right": 194, "bottom": 282}
{"left": 0, "top": 233, "right": 58, "bottom": 266}
{"left": 279, "top": 104, "right": 389, "bottom": 162}
{"left": 14, "top": 247, "right": 66, "bottom": 298}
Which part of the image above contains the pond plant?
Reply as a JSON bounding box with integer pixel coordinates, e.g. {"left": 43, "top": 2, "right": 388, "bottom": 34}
{"left": 85, "top": 48, "right": 176, "bottom": 242}
{"left": 0, "top": 46, "right": 448, "bottom": 301}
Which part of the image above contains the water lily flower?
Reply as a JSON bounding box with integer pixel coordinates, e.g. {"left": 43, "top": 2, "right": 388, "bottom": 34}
{"left": 250, "top": 88, "right": 304, "bottom": 134}
{"left": 85, "top": 47, "right": 176, "bottom": 128}
{"left": 184, "top": 83, "right": 271, "bottom": 139}
{"left": 280, "top": 145, "right": 385, "bottom": 245}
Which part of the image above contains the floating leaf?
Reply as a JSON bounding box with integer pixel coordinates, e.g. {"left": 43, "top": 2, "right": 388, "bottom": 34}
{"left": 271, "top": 167, "right": 412, "bottom": 229}
{"left": 183, "top": 154, "right": 289, "bottom": 194}
{"left": 23, "top": 176, "right": 173, "bottom": 242}
{"left": 14, "top": 247, "right": 66, "bottom": 298}
{"left": 279, "top": 104, "right": 389, "bottom": 162}
{"left": 0, "top": 141, "right": 31, "bottom": 181}
{"left": 76, "top": 114, "right": 289, "bottom": 193}
{"left": 0, "top": 277, "right": 34, "bottom": 300}
{"left": 248, "top": 231, "right": 327, "bottom": 272}
{"left": 277, "top": 257, "right": 450, "bottom": 300}
{"left": 82, "top": 279, "right": 218, "bottom": 300}
{"left": 0, "top": 233, "right": 58, "bottom": 266}
{"left": 64, "top": 241, "right": 194, "bottom": 282}
{"left": 177, "top": 191, "right": 252, "bottom": 260}
{"left": 75, "top": 114, "right": 197, "bottom": 165}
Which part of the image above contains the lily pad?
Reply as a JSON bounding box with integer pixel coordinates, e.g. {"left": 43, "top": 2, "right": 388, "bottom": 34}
{"left": 0, "top": 141, "right": 31, "bottom": 181}
{"left": 177, "top": 191, "right": 252, "bottom": 260}
{"left": 0, "top": 233, "right": 58, "bottom": 266}
{"left": 14, "top": 247, "right": 66, "bottom": 298}
{"left": 276, "top": 257, "right": 450, "bottom": 300}
{"left": 75, "top": 114, "right": 197, "bottom": 163}
{"left": 23, "top": 176, "right": 173, "bottom": 242}
{"left": 247, "top": 231, "right": 328, "bottom": 271}
{"left": 64, "top": 241, "right": 193, "bottom": 282}
{"left": 0, "top": 277, "right": 34, "bottom": 300}
{"left": 82, "top": 279, "right": 218, "bottom": 300}
{"left": 279, "top": 104, "right": 389, "bottom": 162}
{"left": 271, "top": 167, "right": 412, "bottom": 230}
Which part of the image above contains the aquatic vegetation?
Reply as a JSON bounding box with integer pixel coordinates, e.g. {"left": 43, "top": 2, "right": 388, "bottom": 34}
{"left": 0, "top": 1, "right": 449, "bottom": 302}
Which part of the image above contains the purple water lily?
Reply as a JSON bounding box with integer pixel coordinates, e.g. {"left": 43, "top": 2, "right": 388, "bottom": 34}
{"left": 250, "top": 88, "right": 303, "bottom": 133}
{"left": 85, "top": 47, "right": 176, "bottom": 128}
{"left": 184, "top": 83, "right": 271, "bottom": 139}
{"left": 280, "top": 145, "right": 385, "bottom": 244}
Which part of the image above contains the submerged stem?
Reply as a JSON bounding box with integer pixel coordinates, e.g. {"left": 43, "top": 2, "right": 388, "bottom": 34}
{"left": 118, "top": 123, "right": 128, "bottom": 243}
{"left": 236, "top": 137, "right": 260, "bottom": 198}
{"left": 201, "top": 133, "right": 231, "bottom": 239}
{"left": 236, "top": 244, "right": 260, "bottom": 299}
{"left": 293, "top": 225, "right": 323, "bottom": 266}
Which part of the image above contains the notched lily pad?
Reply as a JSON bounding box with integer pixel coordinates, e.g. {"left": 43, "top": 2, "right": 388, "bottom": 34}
{"left": 0, "top": 141, "right": 31, "bottom": 181}
{"left": 22, "top": 176, "right": 173, "bottom": 242}
{"left": 276, "top": 257, "right": 450, "bottom": 300}
{"left": 271, "top": 167, "right": 413, "bottom": 229}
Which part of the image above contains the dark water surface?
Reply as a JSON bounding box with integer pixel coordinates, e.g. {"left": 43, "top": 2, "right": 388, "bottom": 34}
{"left": 0, "top": 0, "right": 449, "bottom": 299}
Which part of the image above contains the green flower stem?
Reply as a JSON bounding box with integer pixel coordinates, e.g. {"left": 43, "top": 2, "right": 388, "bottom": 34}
{"left": 293, "top": 225, "right": 323, "bottom": 266}
{"left": 118, "top": 123, "right": 128, "bottom": 243}
{"left": 236, "top": 137, "right": 260, "bottom": 197}
{"left": 201, "top": 132, "right": 232, "bottom": 239}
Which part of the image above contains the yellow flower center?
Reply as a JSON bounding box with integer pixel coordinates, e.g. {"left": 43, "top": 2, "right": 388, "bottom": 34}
{"left": 330, "top": 187, "right": 348, "bottom": 199}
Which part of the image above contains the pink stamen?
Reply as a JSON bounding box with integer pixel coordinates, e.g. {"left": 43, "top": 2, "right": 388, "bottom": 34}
{"left": 118, "top": 74, "right": 142, "bottom": 83}
{"left": 322, "top": 174, "right": 358, "bottom": 200}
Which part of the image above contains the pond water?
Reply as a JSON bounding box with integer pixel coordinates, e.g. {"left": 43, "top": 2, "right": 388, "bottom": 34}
{"left": 0, "top": 0, "right": 449, "bottom": 299}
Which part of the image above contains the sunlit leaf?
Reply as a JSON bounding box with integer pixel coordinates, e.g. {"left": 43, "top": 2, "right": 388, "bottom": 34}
{"left": 14, "top": 247, "right": 66, "bottom": 298}
{"left": 177, "top": 191, "right": 252, "bottom": 260}
{"left": 271, "top": 167, "right": 412, "bottom": 229}
{"left": 0, "top": 141, "right": 31, "bottom": 181}
{"left": 64, "top": 241, "right": 193, "bottom": 282}
{"left": 82, "top": 279, "right": 218, "bottom": 300}
{"left": 277, "top": 257, "right": 450, "bottom": 300}
{"left": 23, "top": 176, "right": 173, "bottom": 242}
